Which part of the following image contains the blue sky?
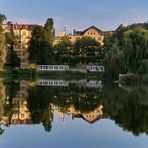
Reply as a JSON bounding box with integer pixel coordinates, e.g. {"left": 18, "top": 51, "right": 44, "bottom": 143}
{"left": 0, "top": 0, "right": 148, "bottom": 34}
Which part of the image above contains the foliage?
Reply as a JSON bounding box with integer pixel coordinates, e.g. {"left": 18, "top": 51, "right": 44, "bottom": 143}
{"left": 5, "top": 32, "right": 20, "bottom": 67}
{"left": 44, "top": 18, "right": 55, "bottom": 44}
{"left": 27, "top": 86, "right": 53, "bottom": 132}
{"left": 103, "top": 25, "right": 148, "bottom": 81}
{"left": 122, "top": 28, "right": 148, "bottom": 72}
{"left": 74, "top": 36, "right": 101, "bottom": 56}
{"left": 28, "top": 26, "right": 53, "bottom": 64}
{"left": 0, "top": 13, "right": 7, "bottom": 67}
{"left": 5, "top": 32, "right": 19, "bottom": 46}
{"left": 53, "top": 36, "right": 72, "bottom": 54}
{"left": 104, "top": 42, "right": 121, "bottom": 80}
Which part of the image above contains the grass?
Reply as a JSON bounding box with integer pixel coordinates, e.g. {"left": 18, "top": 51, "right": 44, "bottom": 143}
{"left": 0, "top": 66, "right": 37, "bottom": 80}
{"left": 0, "top": 66, "right": 104, "bottom": 81}
{"left": 37, "top": 71, "right": 104, "bottom": 80}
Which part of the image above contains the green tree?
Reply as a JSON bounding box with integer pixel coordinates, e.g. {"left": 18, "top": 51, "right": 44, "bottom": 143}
{"left": 104, "top": 42, "right": 121, "bottom": 80}
{"left": 122, "top": 27, "right": 148, "bottom": 73}
{"left": 44, "top": 18, "right": 55, "bottom": 44}
{"left": 103, "top": 25, "right": 148, "bottom": 81}
{"left": 5, "top": 31, "right": 20, "bottom": 67}
{"left": 0, "top": 14, "right": 7, "bottom": 67}
{"left": 75, "top": 36, "right": 101, "bottom": 56}
{"left": 28, "top": 26, "right": 52, "bottom": 64}
{"left": 53, "top": 36, "right": 72, "bottom": 55}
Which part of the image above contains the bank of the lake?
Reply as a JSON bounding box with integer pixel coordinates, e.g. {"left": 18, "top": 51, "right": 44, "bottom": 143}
{"left": 0, "top": 67, "right": 104, "bottom": 80}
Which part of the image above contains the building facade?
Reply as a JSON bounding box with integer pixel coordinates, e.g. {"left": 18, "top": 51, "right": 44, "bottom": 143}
{"left": 3, "top": 23, "right": 37, "bottom": 69}
{"left": 69, "top": 26, "right": 105, "bottom": 45}
{"left": 53, "top": 26, "right": 105, "bottom": 46}
{"left": 52, "top": 104, "right": 103, "bottom": 124}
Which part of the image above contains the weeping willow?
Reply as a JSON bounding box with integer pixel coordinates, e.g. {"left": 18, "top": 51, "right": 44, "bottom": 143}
{"left": 104, "top": 27, "right": 148, "bottom": 80}
{"left": 122, "top": 28, "right": 148, "bottom": 73}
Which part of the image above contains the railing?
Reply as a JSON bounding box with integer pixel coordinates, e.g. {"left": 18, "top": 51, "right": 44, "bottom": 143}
{"left": 37, "top": 79, "right": 102, "bottom": 88}
{"left": 37, "top": 65, "right": 69, "bottom": 71}
{"left": 86, "top": 80, "right": 102, "bottom": 88}
{"left": 37, "top": 80, "right": 69, "bottom": 87}
{"left": 37, "top": 65, "right": 105, "bottom": 73}
{"left": 87, "top": 65, "right": 105, "bottom": 72}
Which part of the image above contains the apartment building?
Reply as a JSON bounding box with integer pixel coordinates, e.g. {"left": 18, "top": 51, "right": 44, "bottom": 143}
{"left": 53, "top": 26, "right": 105, "bottom": 46}
{"left": 69, "top": 26, "right": 105, "bottom": 45}
{"left": 3, "top": 23, "right": 37, "bottom": 69}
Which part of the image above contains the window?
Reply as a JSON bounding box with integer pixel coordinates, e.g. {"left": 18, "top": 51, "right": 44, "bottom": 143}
{"left": 23, "top": 31, "right": 26, "bottom": 36}
{"left": 22, "top": 51, "right": 25, "bottom": 56}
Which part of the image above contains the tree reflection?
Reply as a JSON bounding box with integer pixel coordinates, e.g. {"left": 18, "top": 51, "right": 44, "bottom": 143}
{"left": 27, "top": 86, "right": 53, "bottom": 132}
{"left": 51, "top": 85, "right": 102, "bottom": 113}
{"left": 0, "top": 80, "right": 6, "bottom": 135}
{"left": 1, "top": 79, "right": 148, "bottom": 136}
{"left": 103, "top": 83, "right": 148, "bottom": 136}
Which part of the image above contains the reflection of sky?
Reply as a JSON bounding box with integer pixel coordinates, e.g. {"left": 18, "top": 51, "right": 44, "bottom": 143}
{"left": 0, "top": 0, "right": 148, "bottom": 34}
{"left": 1, "top": 112, "right": 148, "bottom": 148}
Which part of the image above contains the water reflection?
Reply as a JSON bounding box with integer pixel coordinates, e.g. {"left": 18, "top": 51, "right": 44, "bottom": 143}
{"left": 0, "top": 79, "right": 148, "bottom": 136}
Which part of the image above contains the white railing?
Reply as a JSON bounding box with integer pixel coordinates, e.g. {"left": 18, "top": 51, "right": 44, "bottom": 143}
{"left": 37, "top": 65, "right": 69, "bottom": 71}
{"left": 37, "top": 79, "right": 102, "bottom": 88}
{"left": 37, "top": 80, "right": 69, "bottom": 87}
{"left": 87, "top": 65, "right": 105, "bottom": 72}
{"left": 86, "top": 81, "right": 102, "bottom": 88}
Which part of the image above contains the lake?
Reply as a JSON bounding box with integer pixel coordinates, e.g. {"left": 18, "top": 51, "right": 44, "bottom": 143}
{"left": 0, "top": 79, "right": 148, "bottom": 148}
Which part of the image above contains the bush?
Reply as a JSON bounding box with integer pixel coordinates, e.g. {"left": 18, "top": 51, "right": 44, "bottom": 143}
{"left": 119, "top": 73, "right": 140, "bottom": 85}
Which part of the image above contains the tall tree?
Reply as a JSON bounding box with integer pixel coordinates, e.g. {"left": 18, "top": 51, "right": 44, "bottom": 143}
{"left": 28, "top": 26, "right": 52, "bottom": 64}
{"left": 5, "top": 31, "right": 20, "bottom": 67}
{"left": 44, "top": 18, "right": 55, "bottom": 44}
{"left": 0, "top": 14, "right": 7, "bottom": 67}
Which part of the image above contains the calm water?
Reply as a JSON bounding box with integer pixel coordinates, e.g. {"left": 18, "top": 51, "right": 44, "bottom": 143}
{"left": 0, "top": 79, "right": 148, "bottom": 148}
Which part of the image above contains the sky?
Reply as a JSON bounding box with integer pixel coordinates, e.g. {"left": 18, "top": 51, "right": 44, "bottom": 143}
{"left": 0, "top": 0, "right": 148, "bottom": 34}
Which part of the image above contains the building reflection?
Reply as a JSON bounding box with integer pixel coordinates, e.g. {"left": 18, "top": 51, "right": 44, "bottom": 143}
{"left": 1, "top": 80, "right": 103, "bottom": 127}
{"left": 52, "top": 104, "right": 103, "bottom": 124}
{"left": 1, "top": 80, "right": 32, "bottom": 127}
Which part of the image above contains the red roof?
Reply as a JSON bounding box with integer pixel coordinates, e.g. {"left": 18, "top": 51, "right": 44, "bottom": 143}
{"left": 13, "top": 24, "right": 37, "bottom": 30}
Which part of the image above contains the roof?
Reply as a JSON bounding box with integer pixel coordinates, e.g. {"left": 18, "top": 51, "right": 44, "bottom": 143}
{"left": 73, "top": 25, "right": 104, "bottom": 36}
{"left": 13, "top": 24, "right": 37, "bottom": 30}
{"left": 73, "top": 30, "right": 84, "bottom": 35}
{"left": 73, "top": 114, "right": 101, "bottom": 124}
{"left": 83, "top": 25, "right": 103, "bottom": 34}
{"left": 2, "top": 23, "right": 38, "bottom": 31}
